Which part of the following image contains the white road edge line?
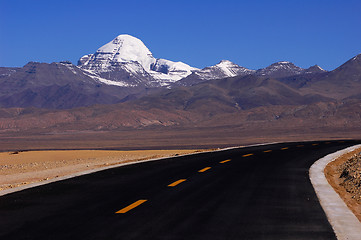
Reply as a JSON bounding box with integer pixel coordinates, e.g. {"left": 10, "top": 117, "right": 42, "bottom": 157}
{"left": 309, "top": 144, "right": 361, "bottom": 240}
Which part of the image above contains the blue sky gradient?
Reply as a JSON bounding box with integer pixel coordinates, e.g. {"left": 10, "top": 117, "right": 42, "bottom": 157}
{"left": 1, "top": 0, "right": 360, "bottom": 70}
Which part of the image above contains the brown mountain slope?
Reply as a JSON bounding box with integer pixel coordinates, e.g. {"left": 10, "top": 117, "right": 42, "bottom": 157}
{"left": 298, "top": 54, "right": 361, "bottom": 99}
{"left": 0, "top": 73, "right": 356, "bottom": 133}
{"left": 1, "top": 99, "right": 361, "bottom": 133}
{"left": 133, "top": 75, "right": 331, "bottom": 113}
{"left": 0, "top": 62, "right": 150, "bottom": 109}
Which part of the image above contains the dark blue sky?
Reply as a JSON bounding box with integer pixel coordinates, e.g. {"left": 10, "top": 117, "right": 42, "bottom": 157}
{"left": 1, "top": 0, "right": 360, "bottom": 70}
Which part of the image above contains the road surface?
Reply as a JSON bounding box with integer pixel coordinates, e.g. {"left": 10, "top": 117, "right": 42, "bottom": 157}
{"left": 0, "top": 140, "right": 359, "bottom": 239}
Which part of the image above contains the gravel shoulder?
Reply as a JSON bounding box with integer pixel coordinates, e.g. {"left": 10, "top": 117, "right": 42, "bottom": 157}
{"left": 310, "top": 144, "right": 361, "bottom": 240}
{"left": 325, "top": 147, "right": 361, "bottom": 221}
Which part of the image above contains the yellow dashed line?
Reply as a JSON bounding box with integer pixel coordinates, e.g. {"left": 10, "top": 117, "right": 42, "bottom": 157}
{"left": 263, "top": 150, "right": 272, "bottom": 153}
{"left": 242, "top": 153, "right": 254, "bottom": 157}
{"left": 198, "top": 167, "right": 211, "bottom": 173}
{"left": 116, "top": 200, "right": 147, "bottom": 214}
{"left": 297, "top": 145, "right": 304, "bottom": 147}
{"left": 168, "top": 179, "right": 187, "bottom": 187}
{"left": 281, "top": 147, "right": 289, "bottom": 150}
{"left": 312, "top": 143, "right": 319, "bottom": 146}
{"left": 220, "top": 159, "right": 231, "bottom": 164}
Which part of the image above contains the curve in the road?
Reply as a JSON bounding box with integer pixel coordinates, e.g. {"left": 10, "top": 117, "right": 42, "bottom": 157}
{"left": 0, "top": 140, "right": 360, "bottom": 240}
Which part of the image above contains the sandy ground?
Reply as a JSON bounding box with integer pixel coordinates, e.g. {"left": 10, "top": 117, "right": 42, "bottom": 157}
{"left": 325, "top": 147, "right": 361, "bottom": 222}
{"left": 0, "top": 149, "right": 203, "bottom": 191}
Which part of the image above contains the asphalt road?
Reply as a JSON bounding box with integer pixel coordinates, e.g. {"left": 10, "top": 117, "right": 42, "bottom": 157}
{"left": 0, "top": 140, "right": 359, "bottom": 240}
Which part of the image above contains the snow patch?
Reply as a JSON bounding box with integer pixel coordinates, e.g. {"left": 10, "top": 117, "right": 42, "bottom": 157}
{"left": 352, "top": 54, "right": 361, "bottom": 61}
{"left": 277, "top": 61, "right": 291, "bottom": 64}
{"left": 316, "top": 65, "right": 326, "bottom": 71}
{"left": 82, "top": 69, "right": 134, "bottom": 87}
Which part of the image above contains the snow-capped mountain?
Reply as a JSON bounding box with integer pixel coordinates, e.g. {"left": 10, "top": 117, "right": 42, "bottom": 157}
{"left": 150, "top": 58, "right": 198, "bottom": 83}
{"left": 0, "top": 32, "right": 340, "bottom": 110}
{"left": 175, "top": 60, "right": 255, "bottom": 86}
{"left": 78, "top": 34, "right": 198, "bottom": 87}
{"left": 78, "top": 35, "right": 328, "bottom": 88}
{"left": 303, "top": 65, "right": 327, "bottom": 74}
{"left": 175, "top": 60, "right": 328, "bottom": 86}
{"left": 255, "top": 61, "right": 304, "bottom": 78}
{"left": 194, "top": 60, "right": 255, "bottom": 80}
{"left": 255, "top": 61, "right": 327, "bottom": 78}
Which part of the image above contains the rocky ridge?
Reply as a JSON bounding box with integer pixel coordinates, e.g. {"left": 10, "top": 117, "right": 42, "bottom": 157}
{"left": 255, "top": 61, "right": 327, "bottom": 78}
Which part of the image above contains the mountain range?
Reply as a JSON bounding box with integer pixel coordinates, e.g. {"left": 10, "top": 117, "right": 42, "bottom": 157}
{"left": 0, "top": 34, "right": 361, "bottom": 138}
{"left": 0, "top": 34, "right": 335, "bottom": 109}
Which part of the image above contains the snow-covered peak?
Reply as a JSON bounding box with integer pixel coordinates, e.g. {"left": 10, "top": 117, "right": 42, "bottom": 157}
{"left": 267, "top": 61, "right": 299, "bottom": 69}
{"left": 151, "top": 58, "right": 198, "bottom": 74}
{"left": 276, "top": 61, "right": 292, "bottom": 64}
{"left": 192, "top": 60, "right": 255, "bottom": 80}
{"left": 256, "top": 61, "right": 304, "bottom": 77}
{"left": 78, "top": 34, "right": 156, "bottom": 73}
{"left": 96, "top": 34, "right": 155, "bottom": 71}
{"left": 211, "top": 60, "right": 252, "bottom": 77}
{"left": 315, "top": 65, "right": 325, "bottom": 71}
{"left": 217, "top": 60, "right": 234, "bottom": 65}
{"left": 78, "top": 34, "right": 156, "bottom": 72}
{"left": 312, "top": 65, "right": 326, "bottom": 72}
{"left": 78, "top": 34, "right": 198, "bottom": 87}
{"left": 149, "top": 58, "right": 199, "bottom": 85}
{"left": 304, "top": 65, "right": 327, "bottom": 74}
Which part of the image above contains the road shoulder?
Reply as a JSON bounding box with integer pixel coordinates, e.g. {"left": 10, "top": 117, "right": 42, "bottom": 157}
{"left": 310, "top": 144, "right": 361, "bottom": 240}
{"left": 325, "top": 147, "right": 361, "bottom": 222}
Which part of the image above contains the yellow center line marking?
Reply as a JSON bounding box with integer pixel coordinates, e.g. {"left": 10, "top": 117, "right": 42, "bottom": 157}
{"left": 281, "top": 147, "right": 289, "bottom": 150}
{"left": 297, "top": 145, "right": 304, "bottom": 147}
{"left": 168, "top": 179, "right": 187, "bottom": 187}
{"left": 242, "top": 153, "right": 254, "bottom": 157}
{"left": 116, "top": 200, "right": 147, "bottom": 214}
{"left": 220, "top": 159, "right": 231, "bottom": 163}
{"left": 339, "top": 141, "right": 345, "bottom": 143}
{"left": 198, "top": 167, "right": 211, "bottom": 173}
{"left": 263, "top": 150, "right": 272, "bottom": 153}
{"left": 312, "top": 143, "right": 319, "bottom": 146}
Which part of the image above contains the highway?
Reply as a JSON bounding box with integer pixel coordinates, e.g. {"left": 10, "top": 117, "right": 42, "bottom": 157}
{"left": 0, "top": 140, "right": 359, "bottom": 239}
